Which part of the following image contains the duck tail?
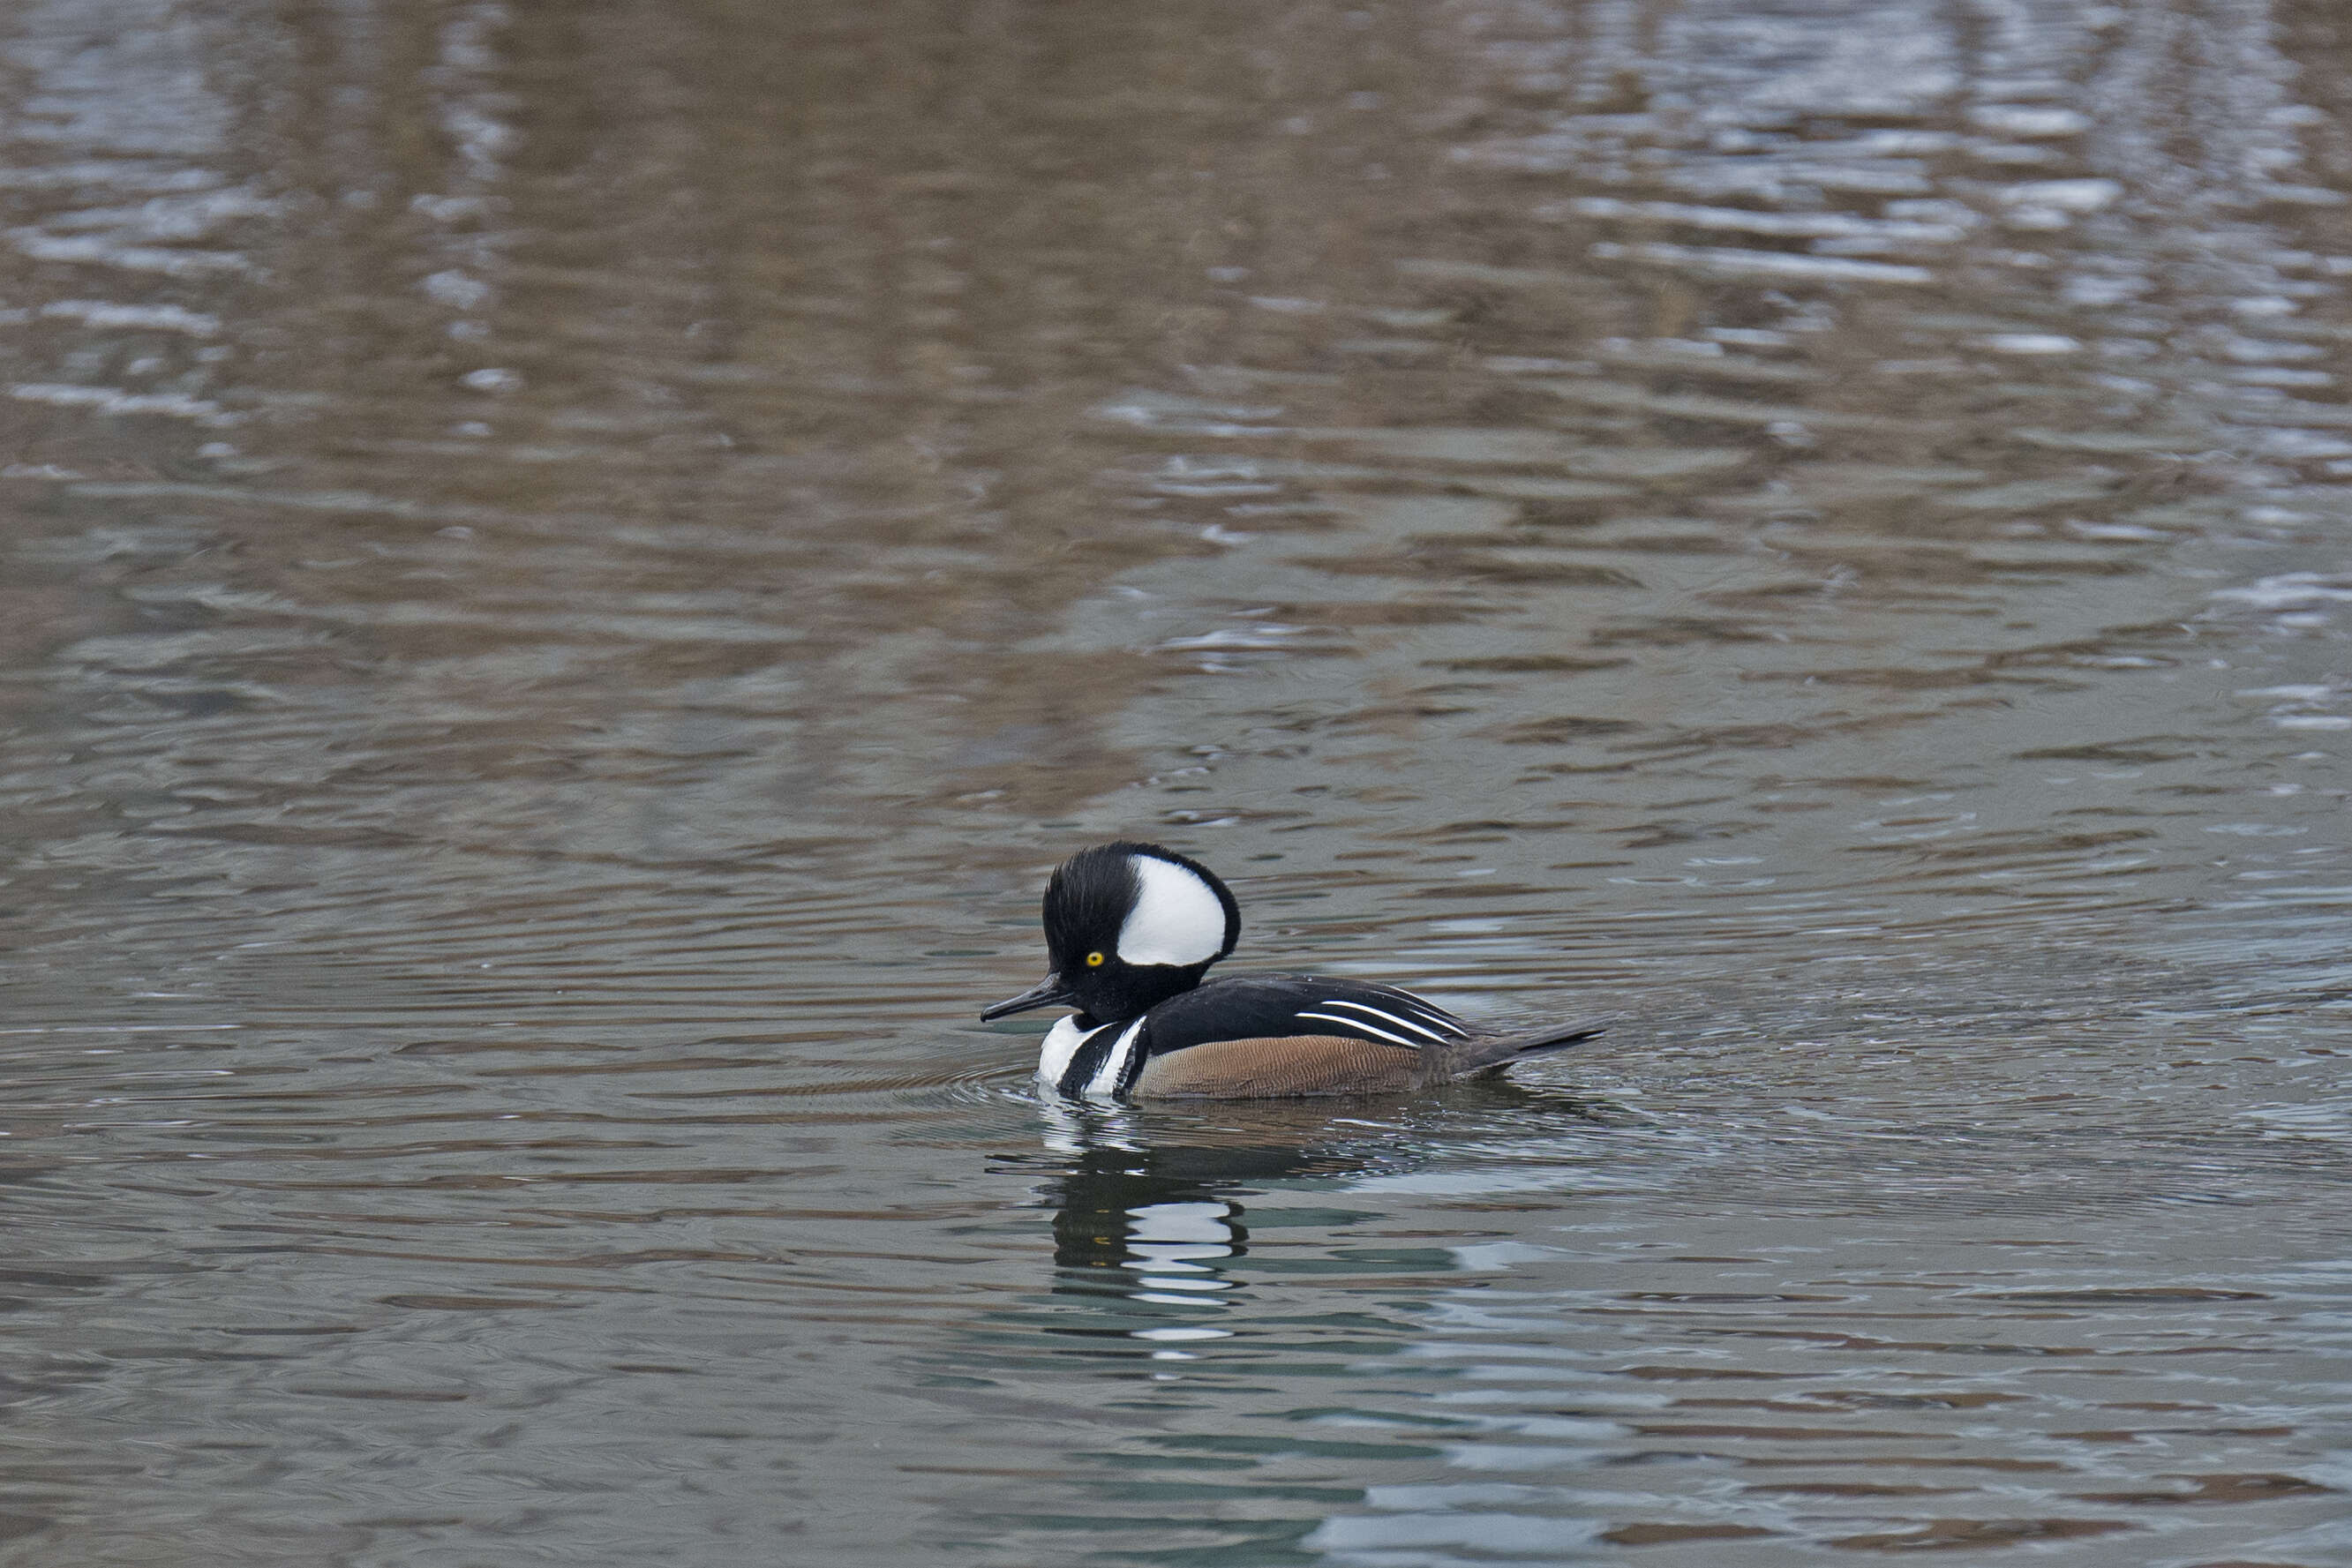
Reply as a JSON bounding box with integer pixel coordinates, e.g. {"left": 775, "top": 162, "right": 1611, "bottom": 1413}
{"left": 1446, "top": 1017, "right": 1612, "bottom": 1079}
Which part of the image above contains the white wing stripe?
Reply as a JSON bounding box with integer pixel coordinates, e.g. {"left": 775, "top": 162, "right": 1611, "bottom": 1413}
{"left": 1318, "top": 999, "right": 1451, "bottom": 1043}
{"left": 1388, "top": 990, "right": 1471, "bottom": 1037}
{"left": 1297, "top": 1010, "right": 1423, "bottom": 1049}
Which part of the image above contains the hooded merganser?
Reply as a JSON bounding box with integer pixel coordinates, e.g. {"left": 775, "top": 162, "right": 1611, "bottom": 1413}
{"left": 983, "top": 840, "right": 1609, "bottom": 1099}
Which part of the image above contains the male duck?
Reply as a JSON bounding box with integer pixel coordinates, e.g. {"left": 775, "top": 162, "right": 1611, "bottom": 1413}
{"left": 983, "top": 841, "right": 1608, "bottom": 1099}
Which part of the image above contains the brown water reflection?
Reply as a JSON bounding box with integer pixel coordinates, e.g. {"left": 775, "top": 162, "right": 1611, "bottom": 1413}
{"left": 1, "top": 0, "right": 2350, "bottom": 1564}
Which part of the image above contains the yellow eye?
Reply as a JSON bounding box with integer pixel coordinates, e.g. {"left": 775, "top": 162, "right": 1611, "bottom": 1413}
{"left": 1085, "top": 951, "right": 1106, "bottom": 968}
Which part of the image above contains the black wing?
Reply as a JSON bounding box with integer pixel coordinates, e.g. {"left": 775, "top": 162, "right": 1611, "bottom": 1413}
{"left": 1141, "top": 972, "right": 1472, "bottom": 1056}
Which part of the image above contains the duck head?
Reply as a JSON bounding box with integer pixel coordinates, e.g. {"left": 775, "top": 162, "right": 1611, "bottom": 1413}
{"left": 981, "top": 840, "right": 1240, "bottom": 1026}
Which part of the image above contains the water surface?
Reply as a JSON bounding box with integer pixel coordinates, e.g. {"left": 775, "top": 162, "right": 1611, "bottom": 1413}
{"left": 0, "top": 1, "right": 2348, "bottom": 1563}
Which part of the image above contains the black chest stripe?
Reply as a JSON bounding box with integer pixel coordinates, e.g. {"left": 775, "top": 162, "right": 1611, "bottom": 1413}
{"left": 1055, "top": 1018, "right": 1152, "bottom": 1097}
{"left": 1116, "top": 1020, "right": 1153, "bottom": 1095}
{"left": 1058, "top": 1025, "right": 1117, "bottom": 1096}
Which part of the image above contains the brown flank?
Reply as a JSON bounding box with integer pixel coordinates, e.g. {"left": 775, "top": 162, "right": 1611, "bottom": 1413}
{"left": 1131, "top": 1034, "right": 1425, "bottom": 1098}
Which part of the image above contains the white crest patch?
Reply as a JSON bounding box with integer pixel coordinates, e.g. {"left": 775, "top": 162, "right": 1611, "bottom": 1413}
{"left": 1117, "top": 855, "right": 1228, "bottom": 967}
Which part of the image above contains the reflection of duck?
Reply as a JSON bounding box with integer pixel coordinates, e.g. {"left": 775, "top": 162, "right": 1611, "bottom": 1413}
{"left": 1048, "top": 1131, "right": 1339, "bottom": 1275}
{"left": 1026, "top": 1088, "right": 1623, "bottom": 1347}
{"left": 1038, "top": 1109, "right": 1353, "bottom": 1338}
{"left": 985, "top": 841, "right": 1611, "bottom": 1099}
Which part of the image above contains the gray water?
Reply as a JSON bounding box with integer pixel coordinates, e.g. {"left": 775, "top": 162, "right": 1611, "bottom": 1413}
{"left": 1, "top": 1, "right": 2348, "bottom": 1563}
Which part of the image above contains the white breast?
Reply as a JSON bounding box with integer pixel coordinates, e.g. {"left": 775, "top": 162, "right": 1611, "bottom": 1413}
{"left": 1037, "top": 1015, "right": 1095, "bottom": 1086}
{"left": 1036, "top": 1015, "right": 1149, "bottom": 1099}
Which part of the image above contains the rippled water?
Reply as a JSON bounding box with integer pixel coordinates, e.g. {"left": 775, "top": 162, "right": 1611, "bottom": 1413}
{"left": 2, "top": 1, "right": 2350, "bottom": 1563}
